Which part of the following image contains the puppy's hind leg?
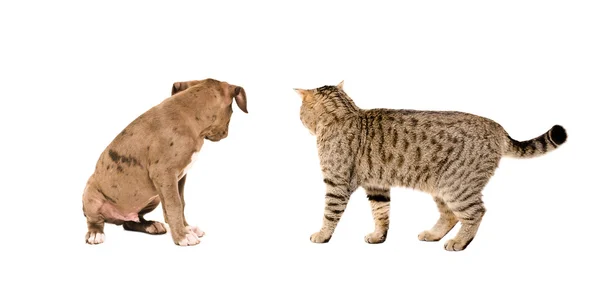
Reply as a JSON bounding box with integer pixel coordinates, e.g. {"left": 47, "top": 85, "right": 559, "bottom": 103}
{"left": 123, "top": 196, "right": 167, "bottom": 235}
{"left": 82, "top": 185, "right": 106, "bottom": 245}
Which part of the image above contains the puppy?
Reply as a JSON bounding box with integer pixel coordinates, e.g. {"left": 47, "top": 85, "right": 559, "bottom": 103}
{"left": 82, "top": 78, "right": 247, "bottom": 246}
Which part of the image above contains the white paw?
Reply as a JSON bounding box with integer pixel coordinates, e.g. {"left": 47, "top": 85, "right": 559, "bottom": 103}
{"left": 187, "top": 226, "right": 205, "bottom": 238}
{"left": 177, "top": 232, "right": 200, "bottom": 246}
{"left": 86, "top": 232, "right": 105, "bottom": 245}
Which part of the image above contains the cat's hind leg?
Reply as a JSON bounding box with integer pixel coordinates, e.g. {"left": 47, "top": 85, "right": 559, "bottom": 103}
{"left": 441, "top": 186, "right": 487, "bottom": 251}
{"left": 418, "top": 196, "right": 458, "bottom": 242}
{"left": 364, "top": 187, "right": 391, "bottom": 244}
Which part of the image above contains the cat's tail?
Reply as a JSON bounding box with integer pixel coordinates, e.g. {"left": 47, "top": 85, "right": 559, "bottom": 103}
{"left": 503, "top": 125, "right": 567, "bottom": 158}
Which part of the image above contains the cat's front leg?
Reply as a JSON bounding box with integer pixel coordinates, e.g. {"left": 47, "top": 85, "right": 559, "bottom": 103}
{"left": 364, "top": 187, "right": 391, "bottom": 244}
{"left": 310, "top": 179, "right": 354, "bottom": 243}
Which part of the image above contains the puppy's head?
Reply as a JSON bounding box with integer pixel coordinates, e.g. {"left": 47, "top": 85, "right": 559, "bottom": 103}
{"left": 172, "top": 78, "right": 247, "bottom": 142}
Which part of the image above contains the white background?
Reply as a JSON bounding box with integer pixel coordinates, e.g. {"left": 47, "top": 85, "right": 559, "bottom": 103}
{"left": 1, "top": 0, "right": 598, "bottom": 287}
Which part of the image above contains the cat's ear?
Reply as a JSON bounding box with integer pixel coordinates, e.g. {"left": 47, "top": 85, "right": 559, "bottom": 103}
{"left": 294, "top": 88, "right": 313, "bottom": 101}
{"left": 336, "top": 80, "right": 344, "bottom": 90}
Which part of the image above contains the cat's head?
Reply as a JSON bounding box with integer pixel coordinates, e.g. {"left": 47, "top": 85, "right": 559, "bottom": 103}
{"left": 293, "top": 81, "right": 345, "bottom": 135}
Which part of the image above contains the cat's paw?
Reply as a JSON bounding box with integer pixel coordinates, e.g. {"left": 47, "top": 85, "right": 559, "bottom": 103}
{"left": 443, "top": 238, "right": 472, "bottom": 251}
{"left": 364, "top": 231, "right": 387, "bottom": 244}
{"left": 310, "top": 231, "right": 331, "bottom": 243}
{"left": 418, "top": 230, "right": 443, "bottom": 242}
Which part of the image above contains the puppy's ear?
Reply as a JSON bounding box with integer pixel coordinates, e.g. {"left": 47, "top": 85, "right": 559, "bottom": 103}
{"left": 232, "top": 86, "right": 248, "bottom": 113}
{"left": 171, "top": 82, "right": 189, "bottom": 96}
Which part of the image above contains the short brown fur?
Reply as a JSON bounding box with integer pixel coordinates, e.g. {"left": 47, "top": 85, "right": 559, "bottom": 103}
{"left": 295, "top": 81, "right": 566, "bottom": 251}
{"left": 82, "top": 78, "right": 247, "bottom": 246}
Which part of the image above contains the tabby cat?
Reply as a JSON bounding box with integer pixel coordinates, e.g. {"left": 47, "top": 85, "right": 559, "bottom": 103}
{"left": 294, "top": 81, "right": 567, "bottom": 251}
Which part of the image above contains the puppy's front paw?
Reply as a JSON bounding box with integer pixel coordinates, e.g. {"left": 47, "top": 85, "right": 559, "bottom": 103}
{"left": 85, "top": 232, "right": 105, "bottom": 245}
{"left": 364, "top": 231, "right": 387, "bottom": 244}
{"left": 310, "top": 231, "right": 331, "bottom": 243}
{"left": 176, "top": 233, "right": 201, "bottom": 246}
{"left": 186, "top": 226, "right": 205, "bottom": 238}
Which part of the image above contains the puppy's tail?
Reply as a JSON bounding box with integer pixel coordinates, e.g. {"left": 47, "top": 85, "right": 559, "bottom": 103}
{"left": 503, "top": 125, "right": 567, "bottom": 158}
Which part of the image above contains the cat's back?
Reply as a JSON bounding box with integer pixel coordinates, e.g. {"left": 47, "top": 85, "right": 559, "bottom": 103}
{"left": 363, "top": 108, "right": 491, "bottom": 122}
{"left": 361, "top": 108, "right": 505, "bottom": 139}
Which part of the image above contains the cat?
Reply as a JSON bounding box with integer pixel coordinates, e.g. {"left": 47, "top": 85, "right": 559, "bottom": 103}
{"left": 293, "top": 81, "right": 567, "bottom": 251}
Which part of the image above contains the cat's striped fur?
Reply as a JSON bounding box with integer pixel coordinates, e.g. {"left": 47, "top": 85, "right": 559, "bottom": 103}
{"left": 294, "top": 81, "right": 567, "bottom": 251}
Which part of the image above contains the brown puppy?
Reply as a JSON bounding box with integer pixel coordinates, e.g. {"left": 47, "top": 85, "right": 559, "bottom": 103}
{"left": 82, "top": 78, "right": 247, "bottom": 246}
